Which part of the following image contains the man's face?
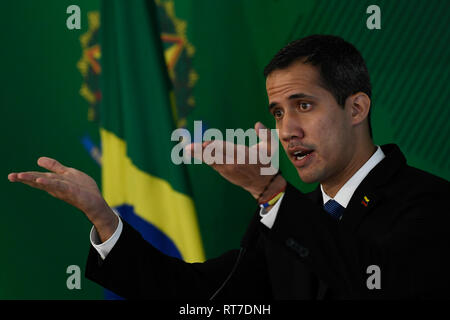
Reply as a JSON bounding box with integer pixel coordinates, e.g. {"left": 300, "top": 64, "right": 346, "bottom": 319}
{"left": 266, "top": 61, "right": 355, "bottom": 184}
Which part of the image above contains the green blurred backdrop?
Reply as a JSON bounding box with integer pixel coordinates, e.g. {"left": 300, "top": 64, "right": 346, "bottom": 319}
{"left": 0, "top": 0, "right": 448, "bottom": 299}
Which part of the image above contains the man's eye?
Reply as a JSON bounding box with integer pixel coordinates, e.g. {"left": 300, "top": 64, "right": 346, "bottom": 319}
{"left": 298, "top": 102, "right": 312, "bottom": 110}
{"left": 273, "top": 109, "right": 284, "bottom": 119}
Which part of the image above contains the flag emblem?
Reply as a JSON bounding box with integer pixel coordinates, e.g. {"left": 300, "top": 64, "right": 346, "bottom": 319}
{"left": 361, "top": 196, "right": 370, "bottom": 207}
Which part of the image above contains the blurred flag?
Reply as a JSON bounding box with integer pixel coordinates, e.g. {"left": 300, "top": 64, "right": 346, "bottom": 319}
{"left": 99, "top": 0, "right": 205, "bottom": 298}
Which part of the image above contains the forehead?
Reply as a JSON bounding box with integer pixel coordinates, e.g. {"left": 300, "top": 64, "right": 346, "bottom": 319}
{"left": 265, "top": 61, "right": 324, "bottom": 99}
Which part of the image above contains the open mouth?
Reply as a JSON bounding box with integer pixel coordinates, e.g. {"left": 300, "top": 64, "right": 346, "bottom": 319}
{"left": 293, "top": 149, "right": 314, "bottom": 160}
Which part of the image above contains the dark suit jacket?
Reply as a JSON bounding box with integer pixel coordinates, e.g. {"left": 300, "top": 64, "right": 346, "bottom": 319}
{"left": 85, "top": 144, "right": 450, "bottom": 299}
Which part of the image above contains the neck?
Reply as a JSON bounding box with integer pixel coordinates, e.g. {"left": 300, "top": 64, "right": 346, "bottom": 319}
{"left": 322, "top": 143, "right": 377, "bottom": 198}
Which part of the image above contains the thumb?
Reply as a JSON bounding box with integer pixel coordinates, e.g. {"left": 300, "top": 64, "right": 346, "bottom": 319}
{"left": 254, "top": 122, "right": 279, "bottom": 158}
{"left": 254, "top": 121, "right": 267, "bottom": 136}
{"left": 255, "top": 121, "right": 272, "bottom": 145}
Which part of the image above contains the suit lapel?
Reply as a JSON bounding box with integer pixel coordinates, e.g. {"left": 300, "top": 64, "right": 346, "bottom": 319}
{"left": 341, "top": 190, "right": 381, "bottom": 232}
{"left": 341, "top": 144, "right": 406, "bottom": 233}
{"left": 309, "top": 144, "right": 406, "bottom": 298}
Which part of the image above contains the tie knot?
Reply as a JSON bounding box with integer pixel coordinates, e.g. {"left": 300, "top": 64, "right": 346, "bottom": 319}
{"left": 324, "top": 199, "right": 344, "bottom": 220}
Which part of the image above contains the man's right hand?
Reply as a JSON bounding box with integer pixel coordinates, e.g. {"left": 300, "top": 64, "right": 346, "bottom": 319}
{"left": 8, "top": 157, "right": 118, "bottom": 242}
{"left": 185, "top": 122, "right": 287, "bottom": 202}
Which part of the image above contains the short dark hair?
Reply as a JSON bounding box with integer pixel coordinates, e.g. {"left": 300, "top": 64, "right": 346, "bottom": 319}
{"left": 264, "top": 34, "right": 373, "bottom": 138}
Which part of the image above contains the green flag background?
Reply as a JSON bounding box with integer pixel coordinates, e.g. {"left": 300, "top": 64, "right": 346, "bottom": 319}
{"left": 99, "top": 0, "right": 205, "bottom": 280}
{"left": 1, "top": 0, "right": 448, "bottom": 299}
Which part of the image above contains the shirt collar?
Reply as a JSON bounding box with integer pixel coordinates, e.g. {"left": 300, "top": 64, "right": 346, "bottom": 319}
{"left": 321, "top": 146, "right": 385, "bottom": 208}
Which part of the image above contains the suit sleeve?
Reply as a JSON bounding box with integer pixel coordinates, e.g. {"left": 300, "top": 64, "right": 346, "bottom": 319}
{"left": 267, "top": 181, "right": 450, "bottom": 299}
{"left": 85, "top": 217, "right": 272, "bottom": 300}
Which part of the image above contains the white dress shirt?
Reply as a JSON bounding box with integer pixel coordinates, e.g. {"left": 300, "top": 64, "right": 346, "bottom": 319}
{"left": 260, "top": 146, "right": 385, "bottom": 228}
{"left": 90, "top": 208, "right": 123, "bottom": 260}
{"left": 91, "top": 146, "right": 385, "bottom": 259}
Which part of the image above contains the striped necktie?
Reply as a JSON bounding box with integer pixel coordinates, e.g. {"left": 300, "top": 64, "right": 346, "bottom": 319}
{"left": 323, "top": 199, "right": 344, "bottom": 220}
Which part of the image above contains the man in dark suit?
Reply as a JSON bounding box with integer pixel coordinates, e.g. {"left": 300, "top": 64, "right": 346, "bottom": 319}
{"left": 82, "top": 142, "right": 450, "bottom": 299}
{"left": 9, "top": 35, "right": 450, "bottom": 299}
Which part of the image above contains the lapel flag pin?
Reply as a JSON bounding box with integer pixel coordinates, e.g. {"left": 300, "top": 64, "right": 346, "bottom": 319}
{"left": 361, "top": 196, "right": 370, "bottom": 207}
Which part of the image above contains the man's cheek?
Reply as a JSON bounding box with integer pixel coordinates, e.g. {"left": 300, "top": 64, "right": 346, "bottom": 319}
{"left": 319, "top": 116, "right": 341, "bottom": 141}
{"left": 316, "top": 116, "right": 332, "bottom": 132}
{"left": 311, "top": 118, "right": 335, "bottom": 160}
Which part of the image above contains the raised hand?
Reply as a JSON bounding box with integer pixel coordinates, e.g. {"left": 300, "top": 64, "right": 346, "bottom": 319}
{"left": 8, "top": 157, "right": 118, "bottom": 242}
{"left": 186, "top": 122, "right": 286, "bottom": 201}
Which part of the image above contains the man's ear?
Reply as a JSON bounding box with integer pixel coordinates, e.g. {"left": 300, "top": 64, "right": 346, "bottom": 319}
{"left": 346, "top": 92, "right": 371, "bottom": 126}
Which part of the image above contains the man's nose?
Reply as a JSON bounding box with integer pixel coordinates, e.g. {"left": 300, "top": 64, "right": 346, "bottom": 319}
{"left": 279, "top": 112, "right": 305, "bottom": 143}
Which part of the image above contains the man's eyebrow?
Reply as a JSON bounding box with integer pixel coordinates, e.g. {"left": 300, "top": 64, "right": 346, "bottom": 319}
{"left": 268, "top": 93, "right": 317, "bottom": 111}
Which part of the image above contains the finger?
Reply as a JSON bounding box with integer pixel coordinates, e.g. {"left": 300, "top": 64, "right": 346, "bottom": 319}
{"left": 254, "top": 121, "right": 266, "bottom": 133}
{"left": 14, "top": 177, "right": 49, "bottom": 191}
{"left": 255, "top": 122, "right": 271, "bottom": 143}
{"left": 37, "top": 157, "right": 67, "bottom": 174}
{"left": 185, "top": 141, "right": 215, "bottom": 152}
{"left": 184, "top": 142, "right": 211, "bottom": 160}
{"left": 256, "top": 122, "right": 280, "bottom": 160}
{"left": 255, "top": 122, "right": 273, "bottom": 154}
{"left": 255, "top": 122, "right": 273, "bottom": 150}
{"left": 183, "top": 143, "right": 193, "bottom": 157}
{"left": 202, "top": 140, "right": 224, "bottom": 165}
{"left": 15, "top": 171, "right": 54, "bottom": 182}
{"left": 202, "top": 140, "right": 214, "bottom": 148}
{"left": 14, "top": 176, "right": 68, "bottom": 199}
{"left": 36, "top": 176, "right": 69, "bottom": 194}
{"left": 8, "top": 173, "right": 18, "bottom": 182}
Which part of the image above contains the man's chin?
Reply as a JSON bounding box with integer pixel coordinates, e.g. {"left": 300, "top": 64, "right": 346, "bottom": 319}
{"left": 296, "top": 169, "right": 320, "bottom": 184}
